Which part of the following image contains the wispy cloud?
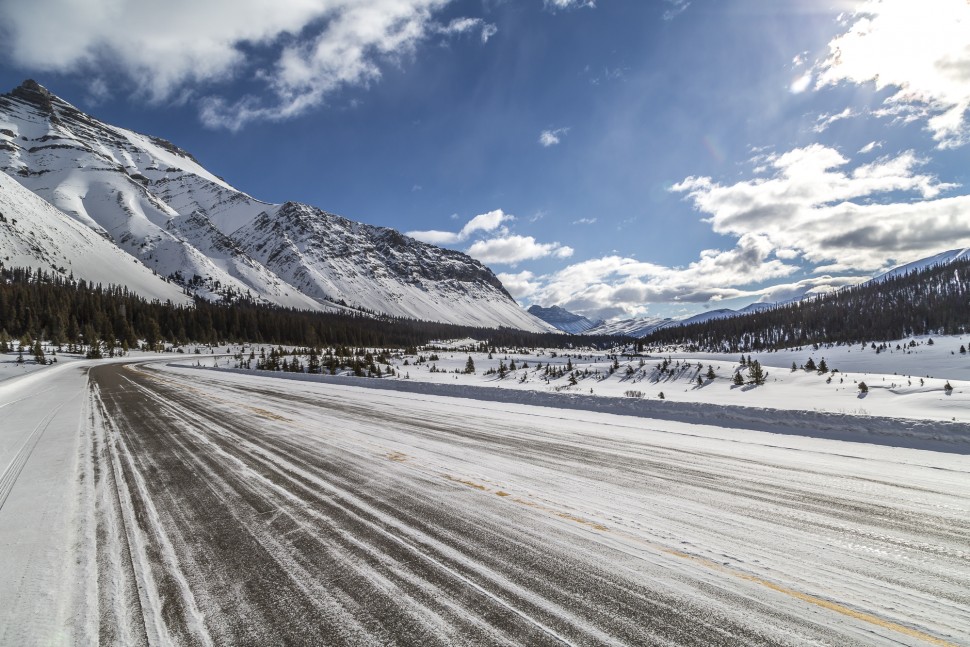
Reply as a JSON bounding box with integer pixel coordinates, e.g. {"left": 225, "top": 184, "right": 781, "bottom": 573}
{"left": 407, "top": 208, "right": 513, "bottom": 245}
{"left": 468, "top": 235, "right": 573, "bottom": 265}
{"left": 671, "top": 143, "right": 964, "bottom": 272}
{"left": 815, "top": 0, "right": 970, "bottom": 148}
{"left": 813, "top": 107, "right": 857, "bottom": 133}
{"left": 436, "top": 16, "right": 498, "bottom": 44}
{"left": 662, "top": 0, "right": 690, "bottom": 21}
{"left": 539, "top": 127, "right": 570, "bottom": 147}
{"left": 0, "top": 0, "right": 499, "bottom": 131}
{"left": 573, "top": 217, "right": 597, "bottom": 225}
{"left": 543, "top": 0, "right": 595, "bottom": 10}
{"left": 517, "top": 143, "right": 969, "bottom": 321}
{"left": 408, "top": 209, "right": 572, "bottom": 266}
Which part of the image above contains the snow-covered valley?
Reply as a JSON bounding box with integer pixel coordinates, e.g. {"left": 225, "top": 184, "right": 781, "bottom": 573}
{"left": 1, "top": 338, "right": 968, "bottom": 645}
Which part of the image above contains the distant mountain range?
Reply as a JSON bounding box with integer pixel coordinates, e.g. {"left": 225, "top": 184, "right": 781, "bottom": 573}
{"left": 532, "top": 251, "right": 970, "bottom": 337}
{"left": 0, "top": 80, "right": 550, "bottom": 332}
{"left": 526, "top": 305, "right": 603, "bottom": 334}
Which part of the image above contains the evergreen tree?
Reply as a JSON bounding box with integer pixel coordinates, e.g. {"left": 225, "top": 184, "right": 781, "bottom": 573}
{"left": 733, "top": 371, "right": 744, "bottom": 386}
{"left": 706, "top": 365, "right": 716, "bottom": 380}
{"left": 464, "top": 355, "right": 475, "bottom": 374}
{"left": 747, "top": 360, "right": 766, "bottom": 385}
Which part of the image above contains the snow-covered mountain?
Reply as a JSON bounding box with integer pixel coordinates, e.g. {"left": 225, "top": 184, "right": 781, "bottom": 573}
{"left": 585, "top": 316, "right": 673, "bottom": 338}
{"left": 526, "top": 305, "right": 602, "bottom": 334}
{"left": 586, "top": 303, "right": 788, "bottom": 338}
{"left": 0, "top": 171, "right": 190, "bottom": 304}
{"left": 0, "top": 80, "right": 548, "bottom": 331}
{"left": 872, "top": 248, "right": 970, "bottom": 283}
{"left": 587, "top": 248, "right": 970, "bottom": 340}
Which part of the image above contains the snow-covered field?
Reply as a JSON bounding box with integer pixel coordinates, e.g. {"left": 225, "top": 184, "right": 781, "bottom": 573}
{"left": 192, "top": 333, "right": 970, "bottom": 439}
{"left": 1, "top": 338, "right": 968, "bottom": 645}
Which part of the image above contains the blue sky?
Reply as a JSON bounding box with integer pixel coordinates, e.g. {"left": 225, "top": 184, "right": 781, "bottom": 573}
{"left": 1, "top": 0, "right": 969, "bottom": 321}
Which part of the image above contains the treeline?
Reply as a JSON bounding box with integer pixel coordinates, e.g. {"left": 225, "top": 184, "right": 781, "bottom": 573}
{"left": 0, "top": 266, "right": 625, "bottom": 350}
{"left": 644, "top": 258, "right": 970, "bottom": 352}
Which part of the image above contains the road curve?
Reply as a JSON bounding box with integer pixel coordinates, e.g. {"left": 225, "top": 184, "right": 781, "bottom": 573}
{"left": 6, "top": 360, "right": 969, "bottom": 646}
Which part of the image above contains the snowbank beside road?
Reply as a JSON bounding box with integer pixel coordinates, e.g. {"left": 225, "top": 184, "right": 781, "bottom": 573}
{"left": 182, "top": 364, "right": 970, "bottom": 454}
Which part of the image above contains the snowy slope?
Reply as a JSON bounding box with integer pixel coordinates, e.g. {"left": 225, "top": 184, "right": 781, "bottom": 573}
{"left": 0, "top": 80, "right": 547, "bottom": 330}
{"left": 872, "top": 248, "right": 970, "bottom": 282}
{"left": 235, "top": 202, "right": 553, "bottom": 330}
{"left": 527, "top": 305, "right": 601, "bottom": 334}
{"left": 0, "top": 81, "right": 302, "bottom": 307}
{"left": 585, "top": 316, "right": 672, "bottom": 338}
{"left": 0, "top": 172, "right": 190, "bottom": 303}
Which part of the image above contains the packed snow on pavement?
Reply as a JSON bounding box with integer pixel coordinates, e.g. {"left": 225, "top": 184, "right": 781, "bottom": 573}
{"left": 1, "top": 337, "right": 968, "bottom": 645}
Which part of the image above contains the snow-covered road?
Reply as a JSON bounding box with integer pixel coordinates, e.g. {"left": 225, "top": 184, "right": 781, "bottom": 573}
{"left": 2, "top": 360, "right": 968, "bottom": 645}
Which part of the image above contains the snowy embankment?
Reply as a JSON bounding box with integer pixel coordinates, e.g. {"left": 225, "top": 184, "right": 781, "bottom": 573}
{"left": 189, "top": 365, "right": 970, "bottom": 453}
{"left": 183, "top": 333, "right": 970, "bottom": 453}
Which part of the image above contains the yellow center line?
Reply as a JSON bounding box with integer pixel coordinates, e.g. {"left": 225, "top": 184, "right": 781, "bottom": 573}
{"left": 444, "top": 475, "right": 957, "bottom": 647}
{"left": 135, "top": 363, "right": 959, "bottom": 647}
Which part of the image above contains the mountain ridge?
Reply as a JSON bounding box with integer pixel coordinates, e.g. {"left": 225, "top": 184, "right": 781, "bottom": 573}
{"left": 0, "top": 80, "right": 550, "bottom": 332}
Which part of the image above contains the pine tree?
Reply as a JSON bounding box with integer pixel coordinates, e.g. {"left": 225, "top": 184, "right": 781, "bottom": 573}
{"left": 733, "top": 371, "right": 744, "bottom": 386}
{"left": 804, "top": 357, "right": 816, "bottom": 371}
{"left": 706, "top": 365, "right": 716, "bottom": 380}
{"left": 464, "top": 355, "right": 475, "bottom": 374}
{"left": 747, "top": 360, "right": 766, "bottom": 385}
{"left": 817, "top": 358, "right": 828, "bottom": 373}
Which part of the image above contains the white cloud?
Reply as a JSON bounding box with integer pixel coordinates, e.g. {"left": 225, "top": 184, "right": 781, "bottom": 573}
{"left": 789, "top": 71, "right": 813, "bottom": 94}
{"left": 467, "top": 235, "right": 573, "bottom": 265}
{"left": 573, "top": 217, "right": 597, "bottom": 225}
{"left": 813, "top": 107, "right": 856, "bottom": 132}
{"left": 815, "top": 0, "right": 970, "bottom": 148}
{"left": 407, "top": 208, "right": 513, "bottom": 244}
{"left": 519, "top": 230, "right": 802, "bottom": 321}
{"left": 754, "top": 275, "right": 869, "bottom": 304}
{"left": 0, "top": 0, "right": 496, "bottom": 130}
{"left": 408, "top": 209, "right": 570, "bottom": 265}
{"left": 662, "top": 0, "right": 690, "bottom": 21}
{"left": 671, "top": 143, "right": 968, "bottom": 273}
{"left": 515, "top": 143, "right": 970, "bottom": 321}
{"left": 857, "top": 140, "right": 882, "bottom": 154}
{"left": 436, "top": 16, "right": 497, "bottom": 44}
{"left": 538, "top": 127, "right": 570, "bottom": 147}
{"left": 544, "top": 0, "right": 595, "bottom": 10}
{"left": 480, "top": 23, "right": 499, "bottom": 44}
{"left": 496, "top": 270, "right": 540, "bottom": 298}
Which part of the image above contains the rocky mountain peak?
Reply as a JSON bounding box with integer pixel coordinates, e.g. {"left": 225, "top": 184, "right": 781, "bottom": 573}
{"left": 0, "top": 80, "right": 550, "bottom": 331}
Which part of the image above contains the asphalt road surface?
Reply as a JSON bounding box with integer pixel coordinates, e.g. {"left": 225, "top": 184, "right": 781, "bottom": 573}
{"left": 2, "top": 361, "right": 968, "bottom": 646}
